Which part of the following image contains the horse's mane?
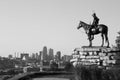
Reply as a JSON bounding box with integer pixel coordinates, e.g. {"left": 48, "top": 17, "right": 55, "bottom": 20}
{"left": 80, "top": 21, "right": 90, "bottom": 26}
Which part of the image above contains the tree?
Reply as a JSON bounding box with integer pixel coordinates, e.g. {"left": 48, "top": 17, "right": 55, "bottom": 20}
{"left": 115, "top": 31, "right": 120, "bottom": 49}
{"left": 115, "top": 31, "right": 120, "bottom": 66}
{"left": 64, "top": 62, "right": 74, "bottom": 72}
{"left": 50, "top": 60, "right": 58, "bottom": 71}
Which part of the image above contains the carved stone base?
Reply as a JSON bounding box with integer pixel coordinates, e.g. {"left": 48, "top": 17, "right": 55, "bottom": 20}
{"left": 72, "top": 46, "right": 116, "bottom": 66}
{"left": 82, "top": 46, "right": 110, "bottom": 48}
{"left": 75, "top": 46, "right": 111, "bottom": 52}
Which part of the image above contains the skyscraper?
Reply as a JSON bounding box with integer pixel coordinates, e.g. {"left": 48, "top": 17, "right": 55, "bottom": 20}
{"left": 48, "top": 48, "right": 54, "bottom": 61}
{"left": 55, "top": 51, "right": 61, "bottom": 61}
{"left": 39, "top": 51, "right": 42, "bottom": 61}
{"left": 35, "top": 53, "right": 39, "bottom": 60}
{"left": 42, "top": 46, "right": 48, "bottom": 61}
{"left": 31, "top": 53, "right": 36, "bottom": 59}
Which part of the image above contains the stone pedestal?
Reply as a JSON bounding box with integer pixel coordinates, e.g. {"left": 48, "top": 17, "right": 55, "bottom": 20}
{"left": 71, "top": 46, "right": 116, "bottom": 66}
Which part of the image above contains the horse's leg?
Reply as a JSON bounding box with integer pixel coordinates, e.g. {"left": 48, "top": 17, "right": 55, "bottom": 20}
{"left": 101, "top": 34, "right": 104, "bottom": 47}
{"left": 88, "top": 34, "right": 92, "bottom": 47}
{"left": 89, "top": 39, "right": 92, "bottom": 47}
{"left": 91, "top": 35, "right": 94, "bottom": 40}
{"left": 105, "top": 33, "right": 110, "bottom": 48}
{"left": 90, "top": 35, "right": 94, "bottom": 47}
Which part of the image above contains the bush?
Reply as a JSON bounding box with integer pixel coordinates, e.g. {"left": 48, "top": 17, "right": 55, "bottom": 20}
{"left": 64, "top": 62, "right": 75, "bottom": 72}
{"left": 50, "top": 61, "right": 58, "bottom": 71}
{"left": 74, "top": 66, "right": 120, "bottom": 80}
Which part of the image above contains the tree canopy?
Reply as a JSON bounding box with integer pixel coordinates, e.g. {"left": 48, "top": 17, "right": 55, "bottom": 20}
{"left": 116, "top": 31, "right": 120, "bottom": 49}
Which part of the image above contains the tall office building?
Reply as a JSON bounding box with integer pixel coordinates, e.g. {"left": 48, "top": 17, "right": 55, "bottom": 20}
{"left": 48, "top": 48, "right": 54, "bottom": 61}
{"left": 55, "top": 51, "right": 61, "bottom": 61}
{"left": 42, "top": 46, "right": 48, "bottom": 61}
{"left": 31, "top": 53, "right": 36, "bottom": 59}
{"left": 39, "top": 51, "right": 42, "bottom": 61}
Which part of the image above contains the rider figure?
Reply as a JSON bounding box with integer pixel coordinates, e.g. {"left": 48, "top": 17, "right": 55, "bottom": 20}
{"left": 88, "top": 12, "right": 99, "bottom": 40}
{"left": 91, "top": 12, "right": 99, "bottom": 30}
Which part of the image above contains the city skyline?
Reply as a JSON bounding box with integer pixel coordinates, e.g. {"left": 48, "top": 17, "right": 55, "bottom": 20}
{"left": 7, "top": 46, "right": 62, "bottom": 58}
{"left": 0, "top": 0, "right": 120, "bottom": 57}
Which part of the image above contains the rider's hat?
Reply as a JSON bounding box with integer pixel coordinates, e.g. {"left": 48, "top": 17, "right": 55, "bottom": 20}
{"left": 92, "top": 12, "right": 96, "bottom": 17}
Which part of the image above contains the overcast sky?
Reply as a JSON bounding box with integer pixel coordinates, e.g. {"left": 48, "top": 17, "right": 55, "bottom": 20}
{"left": 0, "top": 0, "right": 120, "bottom": 57}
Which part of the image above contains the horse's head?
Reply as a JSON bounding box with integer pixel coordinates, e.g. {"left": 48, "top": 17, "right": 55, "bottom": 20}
{"left": 77, "top": 21, "right": 83, "bottom": 29}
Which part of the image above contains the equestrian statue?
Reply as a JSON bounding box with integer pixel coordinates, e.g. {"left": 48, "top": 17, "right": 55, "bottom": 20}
{"left": 77, "top": 13, "right": 109, "bottom": 47}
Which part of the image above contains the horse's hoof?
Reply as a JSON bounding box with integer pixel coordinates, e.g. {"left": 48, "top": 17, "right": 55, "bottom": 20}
{"left": 89, "top": 45, "right": 92, "bottom": 47}
{"left": 101, "top": 45, "right": 103, "bottom": 47}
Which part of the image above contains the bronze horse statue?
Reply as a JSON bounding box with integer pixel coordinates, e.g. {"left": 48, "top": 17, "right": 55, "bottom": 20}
{"left": 77, "top": 21, "right": 109, "bottom": 47}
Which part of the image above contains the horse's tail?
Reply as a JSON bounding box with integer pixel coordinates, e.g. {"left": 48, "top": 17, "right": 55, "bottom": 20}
{"left": 104, "top": 26, "right": 110, "bottom": 47}
{"left": 105, "top": 27, "right": 108, "bottom": 42}
{"left": 100, "top": 24, "right": 109, "bottom": 42}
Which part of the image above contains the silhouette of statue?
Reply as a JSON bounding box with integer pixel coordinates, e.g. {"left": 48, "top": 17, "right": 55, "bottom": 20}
{"left": 77, "top": 21, "right": 109, "bottom": 47}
